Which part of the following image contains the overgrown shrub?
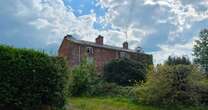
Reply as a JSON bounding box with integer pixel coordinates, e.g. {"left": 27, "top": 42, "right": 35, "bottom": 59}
{"left": 68, "top": 58, "right": 135, "bottom": 97}
{"left": 135, "top": 65, "right": 206, "bottom": 105}
{"left": 89, "top": 81, "right": 135, "bottom": 97}
{"left": 103, "top": 58, "right": 146, "bottom": 86}
{"left": 189, "top": 75, "right": 208, "bottom": 105}
{"left": 0, "top": 45, "right": 69, "bottom": 110}
{"left": 68, "top": 58, "right": 100, "bottom": 96}
{"left": 199, "top": 79, "right": 208, "bottom": 104}
{"left": 88, "top": 81, "right": 118, "bottom": 96}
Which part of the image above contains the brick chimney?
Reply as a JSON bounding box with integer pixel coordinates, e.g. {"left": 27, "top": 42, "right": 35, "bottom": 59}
{"left": 95, "top": 35, "right": 104, "bottom": 45}
{"left": 123, "top": 42, "right": 128, "bottom": 49}
{"left": 64, "top": 34, "right": 72, "bottom": 39}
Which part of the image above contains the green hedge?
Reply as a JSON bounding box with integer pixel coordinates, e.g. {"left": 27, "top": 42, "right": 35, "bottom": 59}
{"left": 0, "top": 45, "right": 69, "bottom": 110}
{"left": 104, "top": 58, "right": 146, "bottom": 86}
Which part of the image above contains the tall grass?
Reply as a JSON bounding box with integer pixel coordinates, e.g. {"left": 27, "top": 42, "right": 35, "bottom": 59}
{"left": 68, "top": 97, "right": 208, "bottom": 110}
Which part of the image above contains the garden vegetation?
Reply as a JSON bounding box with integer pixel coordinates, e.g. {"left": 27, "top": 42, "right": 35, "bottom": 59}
{"left": 135, "top": 64, "right": 208, "bottom": 105}
{"left": 0, "top": 45, "right": 69, "bottom": 110}
{"left": 0, "top": 29, "right": 208, "bottom": 110}
{"left": 103, "top": 58, "right": 146, "bottom": 86}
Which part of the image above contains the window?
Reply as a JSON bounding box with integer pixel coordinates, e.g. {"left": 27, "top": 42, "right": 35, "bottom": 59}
{"left": 86, "top": 47, "right": 94, "bottom": 64}
{"left": 86, "top": 47, "right": 93, "bottom": 56}
{"left": 120, "top": 52, "right": 129, "bottom": 58}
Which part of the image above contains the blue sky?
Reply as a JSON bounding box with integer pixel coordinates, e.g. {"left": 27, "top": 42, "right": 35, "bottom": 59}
{"left": 0, "top": 0, "right": 208, "bottom": 64}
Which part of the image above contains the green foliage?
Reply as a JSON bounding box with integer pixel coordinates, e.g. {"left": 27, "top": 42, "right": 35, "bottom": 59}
{"left": 0, "top": 45, "right": 69, "bottom": 110}
{"left": 68, "top": 58, "right": 135, "bottom": 97}
{"left": 193, "top": 29, "right": 208, "bottom": 74}
{"left": 85, "top": 81, "right": 119, "bottom": 96}
{"left": 69, "top": 58, "right": 100, "bottom": 96}
{"left": 165, "top": 56, "right": 191, "bottom": 65}
{"left": 103, "top": 58, "right": 146, "bottom": 86}
{"left": 69, "top": 97, "right": 208, "bottom": 110}
{"left": 135, "top": 64, "right": 206, "bottom": 105}
{"left": 90, "top": 81, "right": 135, "bottom": 97}
{"left": 191, "top": 77, "right": 208, "bottom": 104}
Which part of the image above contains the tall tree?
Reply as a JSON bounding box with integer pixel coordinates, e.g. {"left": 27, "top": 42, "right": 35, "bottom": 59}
{"left": 165, "top": 56, "right": 191, "bottom": 65}
{"left": 193, "top": 29, "right": 208, "bottom": 74}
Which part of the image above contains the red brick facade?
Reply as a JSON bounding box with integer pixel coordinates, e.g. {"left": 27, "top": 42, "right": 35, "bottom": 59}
{"left": 58, "top": 35, "right": 152, "bottom": 73}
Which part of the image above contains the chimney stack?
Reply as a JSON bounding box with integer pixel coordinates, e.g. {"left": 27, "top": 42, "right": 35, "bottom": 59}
{"left": 95, "top": 35, "right": 104, "bottom": 45}
{"left": 64, "top": 34, "right": 73, "bottom": 39}
{"left": 123, "top": 42, "right": 128, "bottom": 49}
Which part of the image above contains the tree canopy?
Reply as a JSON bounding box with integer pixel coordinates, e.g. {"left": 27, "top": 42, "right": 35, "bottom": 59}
{"left": 193, "top": 29, "right": 208, "bottom": 74}
{"left": 103, "top": 58, "right": 146, "bottom": 86}
{"left": 164, "top": 56, "right": 191, "bottom": 65}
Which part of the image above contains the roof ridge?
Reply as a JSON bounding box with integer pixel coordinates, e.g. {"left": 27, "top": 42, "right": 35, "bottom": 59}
{"left": 64, "top": 35, "right": 148, "bottom": 55}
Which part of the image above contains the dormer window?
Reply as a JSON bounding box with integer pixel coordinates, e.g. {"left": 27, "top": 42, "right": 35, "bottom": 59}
{"left": 87, "top": 47, "right": 93, "bottom": 56}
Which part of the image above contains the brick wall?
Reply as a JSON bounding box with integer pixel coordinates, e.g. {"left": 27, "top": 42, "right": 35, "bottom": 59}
{"left": 59, "top": 38, "right": 153, "bottom": 73}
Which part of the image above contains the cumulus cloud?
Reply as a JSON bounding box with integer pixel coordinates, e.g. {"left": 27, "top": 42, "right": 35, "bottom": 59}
{"left": 97, "top": 0, "right": 208, "bottom": 64}
{"left": 0, "top": 0, "right": 207, "bottom": 64}
{"left": 151, "top": 38, "right": 195, "bottom": 64}
{"left": 0, "top": 0, "right": 133, "bottom": 52}
{"left": 0, "top": 0, "right": 99, "bottom": 52}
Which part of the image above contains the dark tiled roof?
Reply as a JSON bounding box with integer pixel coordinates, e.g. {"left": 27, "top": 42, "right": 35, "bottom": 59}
{"left": 65, "top": 35, "right": 146, "bottom": 54}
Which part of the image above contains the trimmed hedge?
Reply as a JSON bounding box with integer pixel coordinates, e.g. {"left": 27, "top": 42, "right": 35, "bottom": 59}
{"left": 0, "top": 45, "right": 69, "bottom": 110}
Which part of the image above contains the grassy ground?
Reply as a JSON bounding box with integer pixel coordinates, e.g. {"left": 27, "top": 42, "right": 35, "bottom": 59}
{"left": 68, "top": 97, "right": 208, "bottom": 110}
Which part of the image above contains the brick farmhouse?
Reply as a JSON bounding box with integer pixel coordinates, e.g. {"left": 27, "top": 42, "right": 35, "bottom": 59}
{"left": 58, "top": 35, "right": 153, "bottom": 73}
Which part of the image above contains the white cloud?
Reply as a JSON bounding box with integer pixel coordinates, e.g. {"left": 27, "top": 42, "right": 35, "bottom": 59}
{"left": 29, "top": 18, "right": 50, "bottom": 29}
{"left": 0, "top": 0, "right": 207, "bottom": 64}
{"left": 144, "top": 0, "right": 171, "bottom": 7}
{"left": 0, "top": 0, "right": 99, "bottom": 50}
{"left": 98, "top": 0, "right": 208, "bottom": 64}
{"left": 151, "top": 37, "right": 196, "bottom": 64}
{"left": 142, "top": 0, "right": 208, "bottom": 40}
{"left": 0, "top": 0, "right": 138, "bottom": 52}
{"left": 97, "top": 0, "right": 155, "bottom": 49}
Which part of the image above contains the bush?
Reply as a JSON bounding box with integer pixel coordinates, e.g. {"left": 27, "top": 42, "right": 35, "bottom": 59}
{"left": 68, "top": 58, "right": 135, "bottom": 97}
{"left": 190, "top": 76, "right": 208, "bottom": 105}
{"left": 89, "top": 81, "right": 135, "bottom": 97}
{"left": 69, "top": 58, "right": 100, "bottom": 96}
{"left": 199, "top": 79, "right": 208, "bottom": 104}
{"left": 103, "top": 58, "right": 147, "bottom": 86}
{"left": 88, "top": 82, "right": 118, "bottom": 96}
{"left": 135, "top": 65, "right": 206, "bottom": 105}
{"left": 0, "top": 45, "right": 69, "bottom": 110}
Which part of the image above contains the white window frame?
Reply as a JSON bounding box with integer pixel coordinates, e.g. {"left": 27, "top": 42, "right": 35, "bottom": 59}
{"left": 86, "top": 47, "right": 94, "bottom": 56}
